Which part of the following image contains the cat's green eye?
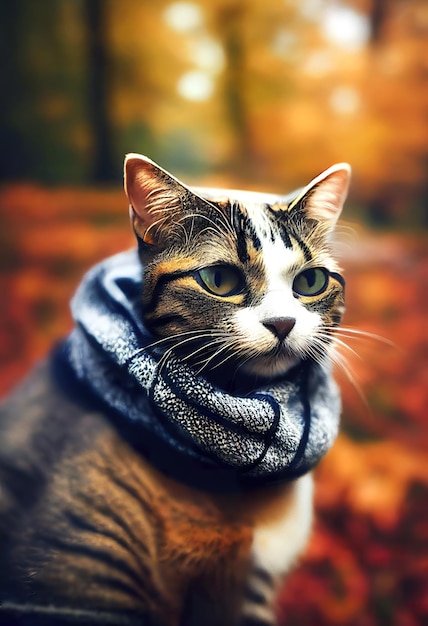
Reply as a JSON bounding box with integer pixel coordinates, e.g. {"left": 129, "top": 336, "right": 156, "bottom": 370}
{"left": 196, "top": 265, "right": 243, "bottom": 297}
{"left": 293, "top": 267, "right": 329, "bottom": 297}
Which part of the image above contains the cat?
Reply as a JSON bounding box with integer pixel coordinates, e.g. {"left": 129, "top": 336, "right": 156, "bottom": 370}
{"left": 0, "top": 154, "right": 350, "bottom": 626}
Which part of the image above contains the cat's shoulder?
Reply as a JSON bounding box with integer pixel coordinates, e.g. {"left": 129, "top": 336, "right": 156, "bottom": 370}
{"left": 0, "top": 359, "right": 114, "bottom": 537}
{"left": 0, "top": 358, "right": 107, "bottom": 461}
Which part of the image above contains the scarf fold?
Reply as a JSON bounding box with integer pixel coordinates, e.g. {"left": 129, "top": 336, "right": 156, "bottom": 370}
{"left": 60, "top": 249, "right": 340, "bottom": 490}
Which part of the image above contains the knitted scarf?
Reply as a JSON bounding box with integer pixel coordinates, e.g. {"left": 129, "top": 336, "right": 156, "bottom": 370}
{"left": 58, "top": 249, "right": 341, "bottom": 491}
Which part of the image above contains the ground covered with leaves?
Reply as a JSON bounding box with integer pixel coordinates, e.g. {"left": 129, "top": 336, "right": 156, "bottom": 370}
{"left": 1, "top": 185, "right": 427, "bottom": 625}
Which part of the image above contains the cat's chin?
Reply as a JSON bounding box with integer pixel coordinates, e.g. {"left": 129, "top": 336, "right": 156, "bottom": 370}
{"left": 200, "top": 354, "right": 301, "bottom": 396}
{"left": 240, "top": 354, "right": 300, "bottom": 380}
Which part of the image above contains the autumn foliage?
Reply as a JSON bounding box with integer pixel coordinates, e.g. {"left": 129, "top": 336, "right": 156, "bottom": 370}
{"left": 2, "top": 1, "right": 428, "bottom": 228}
{"left": 0, "top": 185, "right": 427, "bottom": 625}
{"left": 1, "top": 1, "right": 427, "bottom": 623}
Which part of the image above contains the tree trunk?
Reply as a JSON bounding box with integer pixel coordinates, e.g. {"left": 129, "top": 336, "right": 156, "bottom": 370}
{"left": 83, "top": 0, "right": 117, "bottom": 182}
{"left": 215, "top": 1, "right": 256, "bottom": 179}
{"left": 369, "top": 0, "right": 389, "bottom": 44}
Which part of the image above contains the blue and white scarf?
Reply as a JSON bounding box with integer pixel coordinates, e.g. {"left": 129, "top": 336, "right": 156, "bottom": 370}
{"left": 58, "top": 249, "right": 341, "bottom": 491}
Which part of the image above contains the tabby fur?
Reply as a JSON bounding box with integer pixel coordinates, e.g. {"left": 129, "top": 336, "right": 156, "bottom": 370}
{"left": 0, "top": 154, "right": 350, "bottom": 625}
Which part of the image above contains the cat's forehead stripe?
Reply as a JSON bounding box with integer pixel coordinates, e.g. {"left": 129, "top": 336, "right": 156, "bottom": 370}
{"left": 240, "top": 201, "right": 274, "bottom": 231}
{"left": 231, "top": 202, "right": 265, "bottom": 264}
{"left": 293, "top": 235, "right": 313, "bottom": 262}
{"left": 235, "top": 199, "right": 311, "bottom": 268}
{"left": 243, "top": 201, "right": 314, "bottom": 263}
{"left": 278, "top": 227, "right": 292, "bottom": 249}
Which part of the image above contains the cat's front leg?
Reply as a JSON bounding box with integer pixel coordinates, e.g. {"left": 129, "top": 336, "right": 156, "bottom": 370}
{"left": 240, "top": 474, "right": 314, "bottom": 626}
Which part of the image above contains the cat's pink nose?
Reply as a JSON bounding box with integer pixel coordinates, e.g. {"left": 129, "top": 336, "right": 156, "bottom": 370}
{"left": 263, "top": 317, "right": 296, "bottom": 341}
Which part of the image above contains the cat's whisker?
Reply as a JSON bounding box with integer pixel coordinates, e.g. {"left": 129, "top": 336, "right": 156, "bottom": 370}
{"left": 149, "top": 330, "right": 233, "bottom": 377}
{"left": 332, "top": 337, "right": 363, "bottom": 361}
{"left": 197, "top": 340, "right": 244, "bottom": 375}
{"left": 187, "top": 336, "right": 241, "bottom": 374}
{"left": 315, "top": 332, "right": 362, "bottom": 362}
{"left": 330, "top": 348, "right": 368, "bottom": 405}
{"left": 182, "top": 337, "right": 230, "bottom": 370}
{"left": 308, "top": 335, "right": 368, "bottom": 404}
{"left": 298, "top": 344, "right": 326, "bottom": 369}
{"left": 315, "top": 325, "right": 377, "bottom": 361}
{"left": 157, "top": 347, "right": 174, "bottom": 376}
{"left": 311, "top": 333, "right": 351, "bottom": 364}
{"left": 297, "top": 334, "right": 342, "bottom": 372}
{"left": 170, "top": 332, "right": 227, "bottom": 355}
{"left": 144, "top": 329, "right": 226, "bottom": 352}
{"left": 334, "top": 326, "right": 394, "bottom": 347}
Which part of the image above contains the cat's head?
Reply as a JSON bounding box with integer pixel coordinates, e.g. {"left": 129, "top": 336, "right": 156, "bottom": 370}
{"left": 124, "top": 153, "right": 350, "bottom": 391}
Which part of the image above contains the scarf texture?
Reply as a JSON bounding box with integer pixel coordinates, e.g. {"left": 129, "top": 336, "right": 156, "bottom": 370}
{"left": 59, "top": 249, "right": 341, "bottom": 491}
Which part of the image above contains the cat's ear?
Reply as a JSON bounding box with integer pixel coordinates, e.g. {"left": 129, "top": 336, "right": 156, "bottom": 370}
{"left": 288, "top": 163, "right": 351, "bottom": 229}
{"left": 124, "top": 153, "right": 186, "bottom": 244}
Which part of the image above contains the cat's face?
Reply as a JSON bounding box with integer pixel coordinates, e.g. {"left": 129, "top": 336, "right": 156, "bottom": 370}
{"left": 124, "top": 154, "right": 350, "bottom": 390}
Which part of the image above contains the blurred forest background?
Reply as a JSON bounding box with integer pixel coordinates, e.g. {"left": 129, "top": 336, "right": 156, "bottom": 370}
{"left": 0, "top": 0, "right": 427, "bottom": 624}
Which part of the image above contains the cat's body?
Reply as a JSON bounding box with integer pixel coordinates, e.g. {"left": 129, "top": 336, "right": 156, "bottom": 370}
{"left": 0, "top": 360, "right": 312, "bottom": 626}
{"left": 0, "top": 155, "right": 350, "bottom": 625}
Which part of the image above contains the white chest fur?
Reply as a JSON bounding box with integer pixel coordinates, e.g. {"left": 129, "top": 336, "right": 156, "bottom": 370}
{"left": 251, "top": 473, "right": 314, "bottom": 578}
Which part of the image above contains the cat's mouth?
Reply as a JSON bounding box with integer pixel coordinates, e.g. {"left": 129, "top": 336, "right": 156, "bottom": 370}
{"left": 170, "top": 339, "right": 301, "bottom": 395}
{"left": 243, "top": 350, "right": 300, "bottom": 378}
